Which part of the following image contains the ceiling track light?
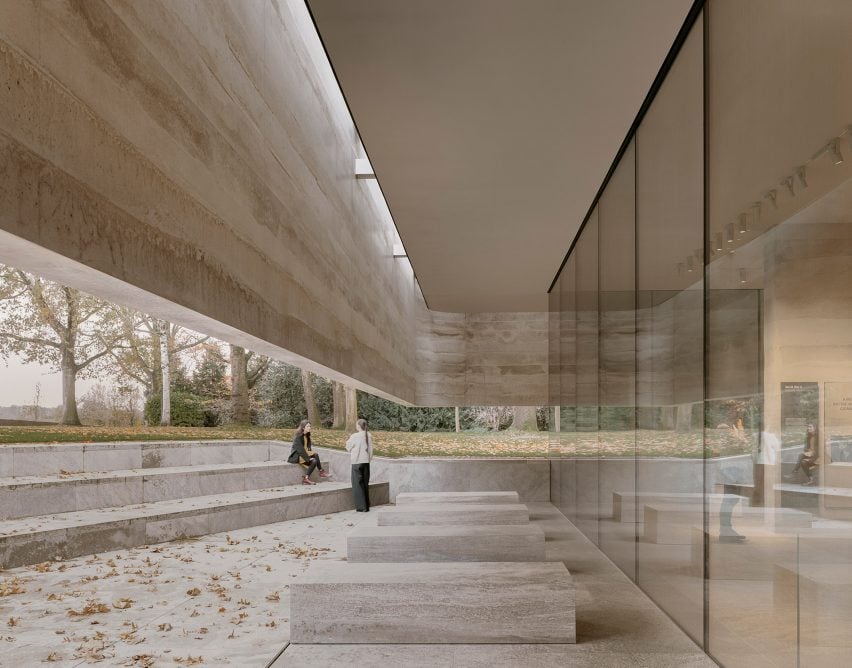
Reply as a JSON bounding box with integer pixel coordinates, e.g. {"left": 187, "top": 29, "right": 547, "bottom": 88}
{"left": 676, "top": 262, "right": 685, "bottom": 276}
{"left": 795, "top": 166, "right": 808, "bottom": 189}
{"left": 829, "top": 139, "right": 845, "bottom": 165}
{"left": 739, "top": 269, "right": 747, "bottom": 284}
{"left": 782, "top": 175, "right": 795, "bottom": 197}
{"left": 751, "top": 202, "right": 761, "bottom": 226}
{"left": 714, "top": 233, "right": 724, "bottom": 252}
{"left": 725, "top": 223, "right": 735, "bottom": 243}
{"left": 738, "top": 212, "right": 750, "bottom": 235}
{"left": 686, "top": 256, "right": 695, "bottom": 272}
{"left": 765, "top": 189, "right": 778, "bottom": 209}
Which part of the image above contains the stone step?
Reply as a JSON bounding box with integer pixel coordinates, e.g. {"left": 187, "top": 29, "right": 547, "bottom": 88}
{"left": 0, "top": 461, "right": 327, "bottom": 521}
{"left": 0, "top": 440, "right": 291, "bottom": 476}
{"left": 395, "top": 491, "right": 520, "bottom": 504}
{"left": 347, "top": 524, "right": 545, "bottom": 562}
{"left": 376, "top": 503, "right": 529, "bottom": 526}
{"left": 290, "top": 561, "right": 575, "bottom": 644}
{"left": 0, "top": 481, "right": 389, "bottom": 569}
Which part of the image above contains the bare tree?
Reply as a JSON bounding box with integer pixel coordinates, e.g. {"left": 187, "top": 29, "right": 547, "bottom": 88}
{"left": 344, "top": 385, "right": 358, "bottom": 432}
{"left": 158, "top": 320, "right": 171, "bottom": 425}
{"left": 229, "top": 344, "right": 270, "bottom": 425}
{"left": 0, "top": 268, "right": 121, "bottom": 425}
{"left": 509, "top": 406, "right": 539, "bottom": 431}
{"left": 109, "top": 309, "right": 208, "bottom": 422}
{"left": 301, "top": 369, "right": 319, "bottom": 426}
{"left": 331, "top": 380, "right": 345, "bottom": 429}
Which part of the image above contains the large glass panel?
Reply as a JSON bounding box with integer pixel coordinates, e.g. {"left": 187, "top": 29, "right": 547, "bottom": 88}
{"left": 554, "top": 255, "right": 578, "bottom": 522}
{"left": 575, "top": 211, "right": 600, "bottom": 544}
{"left": 598, "top": 141, "right": 637, "bottom": 579}
{"left": 635, "top": 15, "right": 704, "bottom": 644}
{"left": 706, "top": 1, "right": 852, "bottom": 666}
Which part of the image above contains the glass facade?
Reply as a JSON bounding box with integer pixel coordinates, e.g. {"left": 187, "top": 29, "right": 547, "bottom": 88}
{"left": 549, "top": 3, "right": 852, "bottom": 666}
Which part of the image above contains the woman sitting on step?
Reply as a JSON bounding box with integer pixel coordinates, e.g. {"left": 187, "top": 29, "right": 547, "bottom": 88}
{"left": 288, "top": 420, "right": 329, "bottom": 485}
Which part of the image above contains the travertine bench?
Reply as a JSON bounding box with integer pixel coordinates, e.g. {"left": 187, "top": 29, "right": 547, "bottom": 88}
{"left": 395, "top": 491, "right": 520, "bottom": 504}
{"left": 347, "top": 524, "right": 545, "bottom": 562}
{"left": 376, "top": 502, "right": 529, "bottom": 526}
{"left": 290, "top": 561, "right": 575, "bottom": 644}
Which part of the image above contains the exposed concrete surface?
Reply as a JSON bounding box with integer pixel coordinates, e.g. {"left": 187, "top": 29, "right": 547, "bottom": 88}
{"left": 0, "top": 0, "right": 547, "bottom": 407}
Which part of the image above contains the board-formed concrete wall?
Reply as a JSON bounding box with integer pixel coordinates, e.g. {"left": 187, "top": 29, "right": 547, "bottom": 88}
{"left": 0, "top": 0, "right": 547, "bottom": 406}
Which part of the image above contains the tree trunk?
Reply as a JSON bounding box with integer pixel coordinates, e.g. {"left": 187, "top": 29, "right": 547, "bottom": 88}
{"left": 344, "top": 385, "right": 358, "bottom": 432}
{"left": 509, "top": 406, "right": 538, "bottom": 431}
{"left": 455, "top": 406, "right": 460, "bottom": 433}
{"left": 230, "top": 345, "right": 251, "bottom": 425}
{"left": 159, "top": 321, "right": 171, "bottom": 426}
{"left": 331, "top": 380, "right": 345, "bottom": 429}
{"left": 60, "top": 348, "right": 81, "bottom": 425}
{"left": 301, "top": 369, "right": 319, "bottom": 426}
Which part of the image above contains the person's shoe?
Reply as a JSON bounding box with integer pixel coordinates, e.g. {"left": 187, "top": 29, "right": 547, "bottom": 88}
{"left": 302, "top": 475, "right": 317, "bottom": 486}
{"left": 718, "top": 534, "right": 747, "bottom": 543}
{"left": 803, "top": 478, "right": 817, "bottom": 486}
{"left": 319, "top": 470, "right": 330, "bottom": 478}
{"left": 783, "top": 474, "right": 795, "bottom": 481}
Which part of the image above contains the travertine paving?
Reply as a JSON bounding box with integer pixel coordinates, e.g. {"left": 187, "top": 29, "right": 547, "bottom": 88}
{"left": 0, "top": 506, "right": 379, "bottom": 666}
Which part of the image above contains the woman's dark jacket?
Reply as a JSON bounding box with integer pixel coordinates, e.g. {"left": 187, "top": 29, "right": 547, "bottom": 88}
{"left": 288, "top": 433, "right": 312, "bottom": 464}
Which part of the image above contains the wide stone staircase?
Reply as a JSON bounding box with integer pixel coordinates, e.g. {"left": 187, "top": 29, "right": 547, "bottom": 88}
{"left": 0, "top": 440, "right": 388, "bottom": 569}
{"left": 280, "top": 490, "right": 576, "bottom": 665}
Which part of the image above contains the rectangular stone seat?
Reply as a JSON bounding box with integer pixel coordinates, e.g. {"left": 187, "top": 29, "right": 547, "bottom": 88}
{"left": 347, "top": 524, "right": 545, "bottom": 562}
{"left": 691, "top": 527, "right": 852, "bottom": 580}
{"left": 377, "top": 502, "right": 529, "bottom": 526}
{"left": 290, "top": 561, "right": 575, "bottom": 644}
{"left": 396, "top": 491, "right": 520, "bottom": 505}
{"left": 644, "top": 503, "right": 811, "bottom": 545}
{"left": 773, "top": 562, "right": 852, "bottom": 646}
{"left": 612, "top": 491, "right": 748, "bottom": 523}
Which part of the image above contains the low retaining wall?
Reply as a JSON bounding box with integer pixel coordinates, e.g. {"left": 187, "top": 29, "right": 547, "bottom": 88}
{"left": 314, "top": 448, "right": 550, "bottom": 503}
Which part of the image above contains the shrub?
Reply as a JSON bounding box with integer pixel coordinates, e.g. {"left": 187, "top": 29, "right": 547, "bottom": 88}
{"left": 144, "top": 390, "right": 206, "bottom": 426}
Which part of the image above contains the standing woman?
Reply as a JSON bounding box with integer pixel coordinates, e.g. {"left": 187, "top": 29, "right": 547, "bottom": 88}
{"left": 288, "top": 420, "right": 329, "bottom": 485}
{"left": 345, "top": 418, "right": 373, "bottom": 511}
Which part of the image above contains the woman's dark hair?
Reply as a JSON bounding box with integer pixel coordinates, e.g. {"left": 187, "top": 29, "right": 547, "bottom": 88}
{"left": 296, "top": 419, "right": 313, "bottom": 448}
{"left": 357, "top": 418, "right": 369, "bottom": 447}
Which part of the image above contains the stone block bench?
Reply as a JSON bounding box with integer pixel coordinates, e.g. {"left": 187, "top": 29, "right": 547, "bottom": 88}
{"left": 0, "top": 481, "right": 389, "bottom": 569}
{"left": 612, "top": 491, "right": 748, "bottom": 523}
{"left": 644, "top": 504, "right": 811, "bottom": 545}
{"left": 290, "top": 561, "right": 575, "bottom": 644}
{"left": 773, "top": 562, "right": 852, "bottom": 646}
{"left": 347, "top": 524, "right": 545, "bottom": 562}
{"left": 395, "top": 491, "right": 520, "bottom": 504}
{"left": 376, "top": 503, "right": 529, "bottom": 526}
{"left": 690, "top": 526, "right": 852, "bottom": 580}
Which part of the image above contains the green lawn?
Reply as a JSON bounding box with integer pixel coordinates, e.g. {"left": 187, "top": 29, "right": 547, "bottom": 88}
{"left": 0, "top": 425, "right": 549, "bottom": 458}
{"left": 0, "top": 425, "right": 752, "bottom": 459}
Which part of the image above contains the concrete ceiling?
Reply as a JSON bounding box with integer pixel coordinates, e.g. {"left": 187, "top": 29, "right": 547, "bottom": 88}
{"left": 308, "top": 0, "right": 694, "bottom": 312}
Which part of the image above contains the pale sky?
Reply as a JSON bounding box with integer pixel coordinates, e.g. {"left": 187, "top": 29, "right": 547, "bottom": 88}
{"left": 0, "top": 357, "right": 100, "bottom": 406}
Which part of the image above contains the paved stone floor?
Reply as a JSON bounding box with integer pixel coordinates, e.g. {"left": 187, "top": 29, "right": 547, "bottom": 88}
{"left": 0, "top": 508, "right": 368, "bottom": 666}
{"left": 1, "top": 502, "right": 717, "bottom": 667}
{"left": 278, "top": 502, "right": 717, "bottom": 667}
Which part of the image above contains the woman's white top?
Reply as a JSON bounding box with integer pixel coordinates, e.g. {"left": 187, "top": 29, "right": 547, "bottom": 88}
{"left": 345, "top": 431, "right": 373, "bottom": 464}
